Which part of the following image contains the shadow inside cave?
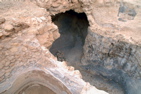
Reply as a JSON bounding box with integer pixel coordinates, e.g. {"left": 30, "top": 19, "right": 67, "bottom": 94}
{"left": 49, "top": 10, "right": 89, "bottom": 67}
{"left": 49, "top": 10, "right": 125, "bottom": 94}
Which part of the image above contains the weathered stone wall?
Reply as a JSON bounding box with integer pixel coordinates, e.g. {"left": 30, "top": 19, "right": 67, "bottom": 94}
{"left": 78, "top": 0, "right": 141, "bottom": 94}
{"left": 0, "top": 0, "right": 141, "bottom": 94}
{"left": 82, "top": 28, "right": 141, "bottom": 94}
{"left": 0, "top": 1, "right": 108, "bottom": 94}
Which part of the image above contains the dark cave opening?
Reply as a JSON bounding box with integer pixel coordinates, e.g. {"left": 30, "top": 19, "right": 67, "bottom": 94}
{"left": 49, "top": 10, "right": 125, "bottom": 94}
{"left": 49, "top": 10, "right": 89, "bottom": 65}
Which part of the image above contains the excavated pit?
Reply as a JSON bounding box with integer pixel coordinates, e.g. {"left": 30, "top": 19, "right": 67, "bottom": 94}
{"left": 49, "top": 10, "right": 125, "bottom": 94}
{"left": 50, "top": 10, "right": 89, "bottom": 66}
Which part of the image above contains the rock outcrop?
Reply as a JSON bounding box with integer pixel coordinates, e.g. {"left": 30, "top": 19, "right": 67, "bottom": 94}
{"left": 0, "top": 0, "right": 141, "bottom": 94}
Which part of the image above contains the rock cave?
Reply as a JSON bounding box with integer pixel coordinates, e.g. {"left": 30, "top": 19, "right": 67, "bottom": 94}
{"left": 0, "top": 1, "right": 141, "bottom": 94}
{"left": 50, "top": 10, "right": 89, "bottom": 65}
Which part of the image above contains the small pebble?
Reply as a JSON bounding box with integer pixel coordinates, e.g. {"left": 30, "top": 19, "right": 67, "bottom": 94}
{"left": 4, "top": 24, "right": 14, "bottom": 32}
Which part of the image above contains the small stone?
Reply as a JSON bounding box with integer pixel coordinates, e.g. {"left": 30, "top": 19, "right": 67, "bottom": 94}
{"left": 74, "top": 70, "right": 81, "bottom": 76}
{"left": 22, "top": 47, "right": 28, "bottom": 52}
{"left": 52, "top": 3, "right": 60, "bottom": 8}
{"left": 4, "top": 24, "right": 14, "bottom": 32}
{"left": 68, "top": 66, "right": 74, "bottom": 71}
{"left": 53, "top": 30, "right": 60, "bottom": 40}
{"left": 2, "top": 31, "right": 10, "bottom": 36}
{"left": 128, "top": 9, "right": 137, "bottom": 17}
{"left": 11, "top": 43, "right": 18, "bottom": 46}
{"left": 118, "top": 18, "right": 126, "bottom": 22}
{"left": 13, "top": 22, "right": 29, "bottom": 32}
{"left": 10, "top": 47, "right": 18, "bottom": 52}
{"left": 0, "top": 18, "right": 6, "bottom": 25}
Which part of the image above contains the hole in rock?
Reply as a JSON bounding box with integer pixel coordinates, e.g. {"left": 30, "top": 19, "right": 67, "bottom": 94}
{"left": 49, "top": 10, "right": 124, "bottom": 94}
{"left": 50, "top": 10, "right": 89, "bottom": 66}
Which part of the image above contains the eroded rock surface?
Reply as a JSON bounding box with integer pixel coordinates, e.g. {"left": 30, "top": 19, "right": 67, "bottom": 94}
{"left": 0, "top": 0, "right": 141, "bottom": 94}
{"left": 0, "top": 1, "right": 107, "bottom": 94}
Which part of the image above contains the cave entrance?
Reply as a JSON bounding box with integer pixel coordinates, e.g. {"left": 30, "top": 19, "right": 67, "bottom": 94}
{"left": 50, "top": 10, "right": 89, "bottom": 66}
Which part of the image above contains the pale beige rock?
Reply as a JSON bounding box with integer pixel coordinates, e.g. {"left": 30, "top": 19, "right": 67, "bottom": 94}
{"left": 4, "top": 24, "right": 14, "bottom": 32}
{"left": 53, "top": 30, "right": 60, "bottom": 40}
{"left": 10, "top": 47, "right": 18, "bottom": 52}
{"left": 0, "top": 1, "right": 140, "bottom": 94}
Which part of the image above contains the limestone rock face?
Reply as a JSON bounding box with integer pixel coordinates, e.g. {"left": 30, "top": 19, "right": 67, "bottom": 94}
{"left": 82, "top": 28, "right": 141, "bottom": 94}
{"left": 0, "top": 0, "right": 141, "bottom": 94}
